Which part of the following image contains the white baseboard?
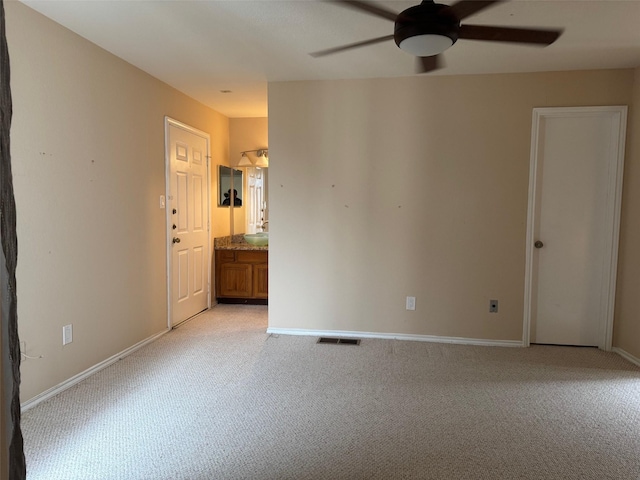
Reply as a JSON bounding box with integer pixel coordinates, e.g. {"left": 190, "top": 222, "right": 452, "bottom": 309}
{"left": 612, "top": 347, "right": 640, "bottom": 367}
{"left": 266, "top": 327, "right": 523, "bottom": 348}
{"left": 21, "top": 328, "right": 170, "bottom": 413}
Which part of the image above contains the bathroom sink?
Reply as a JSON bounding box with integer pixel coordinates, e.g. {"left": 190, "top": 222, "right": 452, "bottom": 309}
{"left": 244, "top": 232, "right": 269, "bottom": 246}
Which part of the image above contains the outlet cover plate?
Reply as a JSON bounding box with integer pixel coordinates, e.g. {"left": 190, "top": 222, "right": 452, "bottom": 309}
{"left": 406, "top": 296, "right": 416, "bottom": 311}
{"left": 489, "top": 300, "right": 498, "bottom": 313}
{"left": 63, "top": 324, "right": 73, "bottom": 345}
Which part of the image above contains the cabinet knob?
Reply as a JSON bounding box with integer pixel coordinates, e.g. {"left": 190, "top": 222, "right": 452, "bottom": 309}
{"left": 534, "top": 240, "right": 544, "bottom": 249}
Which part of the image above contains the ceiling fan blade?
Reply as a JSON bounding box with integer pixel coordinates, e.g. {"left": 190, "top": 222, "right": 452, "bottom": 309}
{"left": 416, "top": 55, "right": 443, "bottom": 74}
{"left": 458, "top": 24, "right": 562, "bottom": 45}
{"left": 326, "top": 0, "right": 398, "bottom": 22}
{"left": 310, "top": 34, "right": 395, "bottom": 57}
{"left": 448, "top": 0, "right": 503, "bottom": 21}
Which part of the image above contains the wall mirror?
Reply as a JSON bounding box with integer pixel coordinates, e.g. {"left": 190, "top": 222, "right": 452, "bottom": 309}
{"left": 218, "top": 166, "right": 243, "bottom": 207}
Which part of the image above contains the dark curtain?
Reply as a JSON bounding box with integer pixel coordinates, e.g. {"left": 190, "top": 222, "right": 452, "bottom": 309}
{"left": 0, "top": 0, "right": 26, "bottom": 478}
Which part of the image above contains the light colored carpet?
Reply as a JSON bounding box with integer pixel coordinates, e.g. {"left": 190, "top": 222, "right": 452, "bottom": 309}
{"left": 22, "top": 305, "right": 640, "bottom": 479}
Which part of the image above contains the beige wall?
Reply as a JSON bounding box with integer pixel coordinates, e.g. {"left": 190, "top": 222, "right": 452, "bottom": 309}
{"left": 268, "top": 70, "right": 635, "bottom": 342}
{"left": 613, "top": 67, "right": 640, "bottom": 358}
{"left": 230, "top": 118, "right": 268, "bottom": 157}
{"left": 6, "top": 1, "right": 229, "bottom": 402}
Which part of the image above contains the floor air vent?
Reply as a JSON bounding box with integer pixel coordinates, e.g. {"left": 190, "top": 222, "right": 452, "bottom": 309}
{"left": 317, "top": 337, "right": 361, "bottom": 345}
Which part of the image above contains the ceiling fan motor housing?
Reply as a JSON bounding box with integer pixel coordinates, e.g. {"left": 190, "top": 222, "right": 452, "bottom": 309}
{"left": 394, "top": 1, "right": 460, "bottom": 55}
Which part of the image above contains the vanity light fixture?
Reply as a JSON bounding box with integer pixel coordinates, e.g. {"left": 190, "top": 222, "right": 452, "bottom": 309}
{"left": 255, "top": 149, "right": 269, "bottom": 168}
{"left": 238, "top": 149, "right": 269, "bottom": 168}
{"left": 237, "top": 152, "right": 253, "bottom": 167}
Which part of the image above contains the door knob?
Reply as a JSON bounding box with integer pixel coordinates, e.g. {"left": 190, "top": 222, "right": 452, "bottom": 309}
{"left": 534, "top": 240, "right": 544, "bottom": 249}
{"left": 172, "top": 237, "right": 181, "bottom": 244}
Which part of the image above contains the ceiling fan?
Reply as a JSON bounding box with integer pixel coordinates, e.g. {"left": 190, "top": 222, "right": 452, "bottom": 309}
{"left": 310, "top": 0, "right": 563, "bottom": 73}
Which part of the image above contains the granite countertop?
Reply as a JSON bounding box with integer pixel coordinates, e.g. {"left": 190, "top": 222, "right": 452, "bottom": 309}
{"left": 214, "top": 234, "right": 268, "bottom": 251}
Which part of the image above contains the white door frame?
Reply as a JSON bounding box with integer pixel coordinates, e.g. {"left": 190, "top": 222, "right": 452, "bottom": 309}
{"left": 522, "top": 106, "right": 627, "bottom": 350}
{"left": 164, "top": 117, "right": 212, "bottom": 328}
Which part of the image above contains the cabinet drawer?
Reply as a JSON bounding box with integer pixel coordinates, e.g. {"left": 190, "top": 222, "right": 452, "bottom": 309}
{"left": 237, "top": 250, "right": 267, "bottom": 264}
{"left": 218, "top": 250, "right": 236, "bottom": 262}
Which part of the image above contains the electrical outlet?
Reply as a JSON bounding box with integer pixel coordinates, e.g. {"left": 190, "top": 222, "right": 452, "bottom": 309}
{"left": 406, "top": 296, "right": 416, "bottom": 311}
{"left": 489, "top": 300, "right": 498, "bottom": 313}
{"left": 63, "top": 324, "right": 73, "bottom": 345}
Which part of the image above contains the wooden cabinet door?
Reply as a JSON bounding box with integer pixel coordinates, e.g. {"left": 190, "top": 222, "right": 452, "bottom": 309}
{"left": 253, "top": 264, "right": 269, "bottom": 298}
{"left": 219, "top": 263, "right": 252, "bottom": 297}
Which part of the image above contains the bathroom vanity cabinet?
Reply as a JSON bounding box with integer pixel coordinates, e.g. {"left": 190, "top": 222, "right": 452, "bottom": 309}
{"left": 215, "top": 249, "right": 268, "bottom": 302}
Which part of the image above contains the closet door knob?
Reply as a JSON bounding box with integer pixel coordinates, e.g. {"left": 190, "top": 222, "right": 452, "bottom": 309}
{"left": 534, "top": 240, "right": 544, "bottom": 249}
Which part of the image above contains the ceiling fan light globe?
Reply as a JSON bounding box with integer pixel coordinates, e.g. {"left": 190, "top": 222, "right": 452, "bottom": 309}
{"left": 398, "top": 34, "right": 453, "bottom": 57}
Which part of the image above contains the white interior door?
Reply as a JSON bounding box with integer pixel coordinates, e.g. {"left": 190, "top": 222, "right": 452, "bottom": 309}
{"left": 524, "top": 106, "right": 627, "bottom": 349}
{"left": 166, "top": 118, "right": 210, "bottom": 327}
{"left": 246, "top": 167, "right": 265, "bottom": 233}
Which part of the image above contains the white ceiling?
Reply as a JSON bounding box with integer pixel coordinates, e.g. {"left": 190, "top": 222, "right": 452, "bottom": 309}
{"left": 20, "top": 0, "right": 640, "bottom": 118}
